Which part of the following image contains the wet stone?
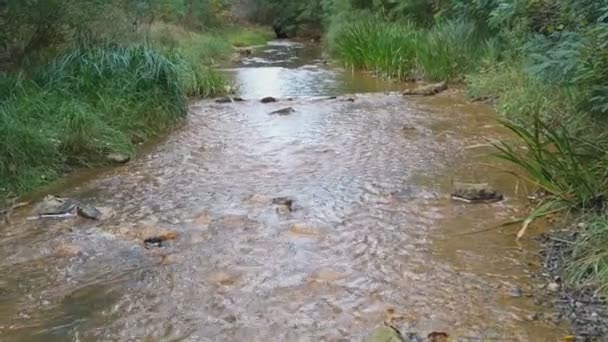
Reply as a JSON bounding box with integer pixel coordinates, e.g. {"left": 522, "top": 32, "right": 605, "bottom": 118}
{"left": 34, "top": 195, "right": 78, "bottom": 216}
{"left": 401, "top": 125, "right": 417, "bottom": 132}
{"left": 54, "top": 244, "right": 83, "bottom": 257}
{"left": 107, "top": 153, "right": 130, "bottom": 164}
{"left": 261, "top": 96, "right": 277, "bottom": 103}
{"left": 269, "top": 107, "right": 295, "bottom": 116}
{"left": 427, "top": 332, "right": 450, "bottom": 342}
{"left": 143, "top": 231, "right": 178, "bottom": 249}
{"left": 215, "top": 96, "right": 245, "bottom": 104}
{"left": 547, "top": 282, "right": 560, "bottom": 293}
{"left": 272, "top": 197, "right": 294, "bottom": 212}
{"left": 451, "top": 182, "right": 504, "bottom": 204}
{"left": 510, "top": 286, "right": 524, "bottom": 298}
{"left": 77, "top": 204, "right": 102, "bottom": 220}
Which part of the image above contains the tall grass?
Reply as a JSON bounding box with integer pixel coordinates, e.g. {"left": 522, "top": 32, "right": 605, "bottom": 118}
{"left": 330, "top": 19, "right": 419, "bottom": 80}
{"left": 492, "top": 113, "right": 608, "bottom": 238}
{"left": 329, "top": 18, "right": 491, "bottom": 81}
{"left": 0, "top": 45, "right": 226, "bottom": 202}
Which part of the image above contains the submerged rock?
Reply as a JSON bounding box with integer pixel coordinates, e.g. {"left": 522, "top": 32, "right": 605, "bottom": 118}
{"left": 427, "top": 332, "right": 450, "bottom": 342}
{"left": 510, "top": 286, "right": 524, "bottom": 298}
{"left": 270, "top": 107, "right": 295, "bottom": 116}
{"left": 77, "top": 204, "right": 102, "bottom": 220}
{"left": 364, "top": 326, "right": 403, "bottom": 342}
{"left": 272, "top": 197, "right": 294, "bottom": 212}
{"left": 402, "top": 81, "right": 448, "bottom": 96}
{"left": 215, "top": 96, "right": 245, "bottom": 104}
{"left": 547, "top": 282, "right": 560, "bottom": 293}
{"left": 54, "top": 243, "right": 83, "bottom": 257}
{"left": 144, "top": 231, "right": 178, "bottom": 249}
{"left": 451, "top": 182, "right": 503, "bottom": 203}
{"left": 234, "top": 47, "right": 253, "bottom": 57}
{"left": 33, "top": 195, "right": 78, "bottom": 216}
{"left": 261, "top": 96, "right": 277, "bottom": 103}
{"left": 106, "top": 153, "right": 130, "bottom": 164}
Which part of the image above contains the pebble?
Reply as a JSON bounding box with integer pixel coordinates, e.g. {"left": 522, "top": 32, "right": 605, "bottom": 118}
{"left": 260, "top": 96, "right": 277, "bottom": 103}
{"left": 510, "top": 286, "right": 523, "bottom": 298}
{"left": 77, "top": 204, "right": 102, "bottom": 220}
{"left": 106, "top": 153, "right": 130, "bottom": 164}
{"left": 547, "top": 282, "right": 560, "bottom": 292}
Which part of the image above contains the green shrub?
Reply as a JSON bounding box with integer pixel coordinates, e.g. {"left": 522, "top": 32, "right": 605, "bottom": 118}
{"left": 0, "top": 45, "right": 218, "bottom": 200}
{"left": 493, "top": 114, "right": 608, "bottom": 239}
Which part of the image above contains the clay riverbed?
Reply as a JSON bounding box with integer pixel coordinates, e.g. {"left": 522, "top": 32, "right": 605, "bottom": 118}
{"left": 0, "top": 41, "right": 566, "bottom": 341}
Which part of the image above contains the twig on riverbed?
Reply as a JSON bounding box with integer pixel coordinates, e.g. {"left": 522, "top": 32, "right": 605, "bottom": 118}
{"left": 0, "top": 200, "right": 30, "bottom": 224}
{"left": 447, "top": 218, "right": 524, "bottom": 237}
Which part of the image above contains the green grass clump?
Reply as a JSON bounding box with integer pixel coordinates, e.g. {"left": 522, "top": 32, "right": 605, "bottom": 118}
{"left": 416, "top": 21, "right": 488, "bottom": 81}
{"left": 329, "top": 18, "right": 491, "bottom": 81}
{"left": 492, "top": 112, "right": 608, "bottom": 239}
{"left": 0, "top": 45, "right": 226, "bottom": 202}
{"left": 330, "top": 19, "right": 419, "bottom": 80}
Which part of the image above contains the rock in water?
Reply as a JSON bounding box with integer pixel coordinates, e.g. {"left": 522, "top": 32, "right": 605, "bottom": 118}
{"left": 402, "top": 81, "right": 448, "bottom": 96}
{"left": 451, "top": 182, "right": 503, "bottom": 203}
{"left": 261, "top": 96, "right": 277, "bottom": 103}
{"left": 270, "top": 107, "right": 295, "bottom": 116}
{"left": 144, "top": 231, "right": 178, "bottom": 249}
{"left": 215, "top": 97, "right": 245, "bottom": 104}
{"left": 234, "top": 47, "right": 253, "bottom": 57}
{"left": 272, "top": 197, "right": 294, "bottom": 212}
{"left": 107, "top": 153, "right": 130, "bottom": 164}
{"left": 77, "top": 204, "right": 102, "bottom": 220}
{"left": 34, "top": 195, "right": 78, "bottom": 216}
{"left": 364, "top": 326, "right": 403, "bottom": 342}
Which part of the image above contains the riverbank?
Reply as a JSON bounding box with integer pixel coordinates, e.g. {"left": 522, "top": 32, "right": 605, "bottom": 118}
{"left": 326, "top": 13, "right": 608, "bottom": 339}
{"left": 0, "top": 23, "right": 272, "bottom": 207}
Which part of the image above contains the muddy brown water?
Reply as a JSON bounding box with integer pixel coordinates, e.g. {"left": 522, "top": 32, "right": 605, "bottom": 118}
{"left": 0, "top": 41, "right": 566, "bottom": 341}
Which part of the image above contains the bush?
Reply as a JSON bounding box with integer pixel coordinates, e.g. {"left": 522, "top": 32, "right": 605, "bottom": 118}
{"left": 0, "top": 45, "right": 228, "bottom": 200}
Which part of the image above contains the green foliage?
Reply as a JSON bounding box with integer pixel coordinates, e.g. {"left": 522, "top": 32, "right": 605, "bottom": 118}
{"left": 330, "top": 18, "right": 419, "bottom": 80}
{"left": 493, "top": 114, "right": 608, "bottom": 239}
{"left": 0, "top": 44, "right": 228, "bottom": 201}
{"left": 416, "top": 21, "right": 488, "bottom": 81}
{"left": 329, "top": 17, "right": 492, "bottom": 81}
{"left": 0, "top": 47, "right": 179, "bottom": 198}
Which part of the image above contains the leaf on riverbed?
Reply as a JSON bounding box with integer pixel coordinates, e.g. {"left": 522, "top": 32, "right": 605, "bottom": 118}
{"left": 427, "top": 331, "right": 449, "bottom": 342}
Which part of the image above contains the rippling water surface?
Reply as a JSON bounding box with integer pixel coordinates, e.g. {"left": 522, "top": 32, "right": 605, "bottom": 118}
{"left": 0, "top": 41, "right": 564, "bottom": 341}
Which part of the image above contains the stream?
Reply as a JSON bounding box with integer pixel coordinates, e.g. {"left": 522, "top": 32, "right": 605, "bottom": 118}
{"left": 0, "top": 41, "right": 566, "bottom": 341}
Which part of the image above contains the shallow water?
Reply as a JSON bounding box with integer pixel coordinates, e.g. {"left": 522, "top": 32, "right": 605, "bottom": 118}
{"left": 0, "top": 41, "right": 565, "bottom": 341}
